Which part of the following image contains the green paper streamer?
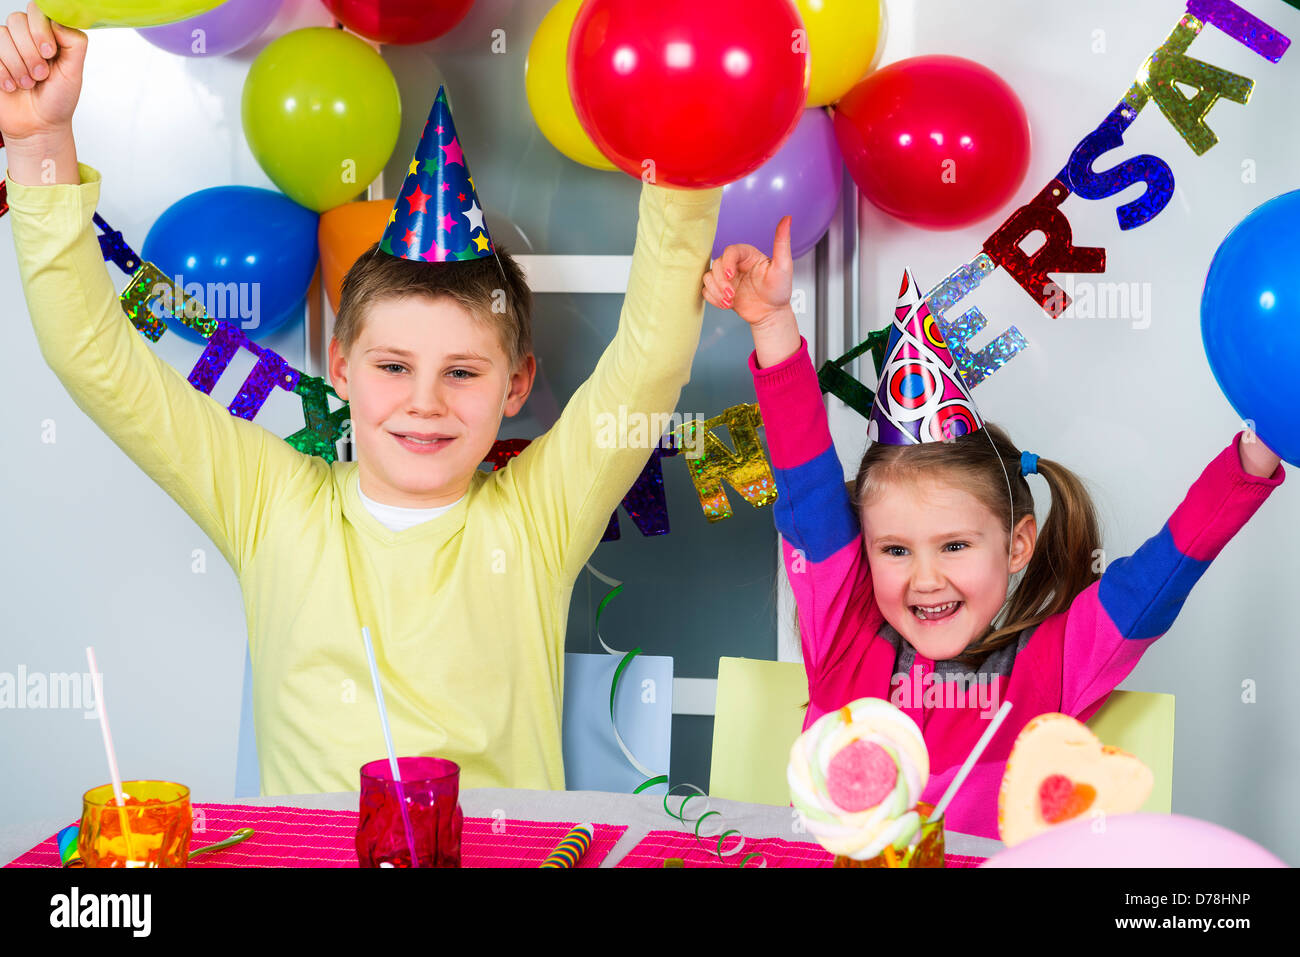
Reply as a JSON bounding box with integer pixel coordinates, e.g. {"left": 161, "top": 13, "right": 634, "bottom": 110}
{"left": 589, "top": 566, "right": 767, "bottom": 867}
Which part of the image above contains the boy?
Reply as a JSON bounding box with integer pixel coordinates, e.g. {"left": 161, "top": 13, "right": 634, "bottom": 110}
{"left": 2, "top": 8, "right": 724, "bottom": 794}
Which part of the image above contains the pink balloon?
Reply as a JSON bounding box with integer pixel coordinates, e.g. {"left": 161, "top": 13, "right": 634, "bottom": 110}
{"left": 981, "top": 813, "right": 1287, "bottom": 868}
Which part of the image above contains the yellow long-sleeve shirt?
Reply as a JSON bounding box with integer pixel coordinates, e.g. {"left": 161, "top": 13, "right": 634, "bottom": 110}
{"left": 8, "top": 162, "right": 721, "bottom": 795}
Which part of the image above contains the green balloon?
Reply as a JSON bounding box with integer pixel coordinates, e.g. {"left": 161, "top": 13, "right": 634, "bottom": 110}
{"left": 36, "top": 0, "right": 229, "bottom": 28}
{"left": 241, "top": 28, "right": 401, "bottom": 213}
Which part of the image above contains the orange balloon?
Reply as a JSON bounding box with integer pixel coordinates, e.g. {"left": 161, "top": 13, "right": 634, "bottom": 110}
{"left": 318, "top": 200, "right": 391, "bottom": 314}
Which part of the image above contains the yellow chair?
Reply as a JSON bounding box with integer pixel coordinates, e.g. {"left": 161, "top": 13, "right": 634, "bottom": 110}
{"left": 708, "top": 656, "right": 1174, "bottom": 814}
{"left": 709, "top": 657, "right": 808, "bottom": 807}
{"left": 1084, "top": 689, "right": 1174, "bottom": 814}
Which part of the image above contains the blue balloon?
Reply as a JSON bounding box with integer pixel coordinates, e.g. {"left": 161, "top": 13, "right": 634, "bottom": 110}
{"left": 142, "top": 186, "right": 319, "bottom": 345}
{"left": 1201, "top": 189, "right": 1300, "bottom": 466}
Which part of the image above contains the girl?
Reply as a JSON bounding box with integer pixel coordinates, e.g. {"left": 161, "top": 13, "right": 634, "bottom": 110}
{"left": 702, "top": 220, "right": 1285, "bottom": 839}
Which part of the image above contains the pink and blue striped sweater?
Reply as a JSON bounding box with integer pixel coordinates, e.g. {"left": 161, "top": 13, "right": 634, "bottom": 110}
{"left": 751, "top": 339, "right": 1284, "bottom": 839}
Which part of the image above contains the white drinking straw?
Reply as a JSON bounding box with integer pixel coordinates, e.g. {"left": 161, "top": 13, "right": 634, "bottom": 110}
{"left": 930, "top": 699, "right": 1014, "bottom": 822}
{"left": 360, "top": 626, "right": 420, "bottom": 868}
{"left": 86, "top": 646, "right": 136, "bottom": 858}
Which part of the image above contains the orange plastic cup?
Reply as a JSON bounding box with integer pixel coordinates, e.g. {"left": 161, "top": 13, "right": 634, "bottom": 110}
{"left": 832, "top": 801, "right": 946, "bottom": 868}
{"left": 78, "top": 781, "right": 192, "bottom": 868}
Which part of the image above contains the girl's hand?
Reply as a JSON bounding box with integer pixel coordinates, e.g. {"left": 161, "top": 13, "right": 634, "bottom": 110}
{"left": 0, "top": 4, "right": 87, "bottom": 143}
{"left": 702, "top": 215, "right": 794, "bottom": 326}
{"left": 1239, "top": 429, "right": 1283, "bottom": 479}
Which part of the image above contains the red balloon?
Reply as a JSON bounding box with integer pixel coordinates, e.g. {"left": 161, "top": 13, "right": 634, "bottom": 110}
{"left": 321, "top": 0, "right": 474, "bottom": 45}
{"left": 567, "top": 0, "right": 809, "bottom": 190}
{"left": 833, "top": 56, "right": 1031, "bottom": 230}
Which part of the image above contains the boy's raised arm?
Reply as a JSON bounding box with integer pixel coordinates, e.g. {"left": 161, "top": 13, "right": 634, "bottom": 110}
{"left": 498, "top": 179, "right": 721, "bottom": 583}
{"left": 8, "top": 156, "right": 313, "bottom": 576}
{"left": 3, "top": 13, "right": 309, "bottom": 577}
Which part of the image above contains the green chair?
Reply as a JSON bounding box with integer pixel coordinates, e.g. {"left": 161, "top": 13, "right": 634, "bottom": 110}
{"left": 708, "top": 656, "right": 1174, "bottom": 814}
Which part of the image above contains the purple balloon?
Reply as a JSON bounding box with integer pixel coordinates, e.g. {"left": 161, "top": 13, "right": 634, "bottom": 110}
{"left": 137, "top": 0, "right": 283, "bottom": 58}
{"left": 981, "top": 813, "right": 1287, "bottom": 868}
{"left": 712, "top": 107, "right": 844, "bottom": 261}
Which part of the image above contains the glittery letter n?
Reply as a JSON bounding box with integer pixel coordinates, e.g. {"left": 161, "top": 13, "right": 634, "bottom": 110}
{"left": 982, "top": 180, "right": 1106, "bottom": 318}
{"left": 674, "top": 404, "right": 777, "bottom": 523}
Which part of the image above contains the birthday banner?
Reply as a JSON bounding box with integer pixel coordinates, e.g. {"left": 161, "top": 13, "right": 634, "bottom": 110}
{"left": 820, "top": 0, "right": 1297, "bottom": 418}
{"left": 82, "top": 0, "right": 1296, "bottom": 544}
{"left": 97, "top": 211, "right": 778, "bottom": 541}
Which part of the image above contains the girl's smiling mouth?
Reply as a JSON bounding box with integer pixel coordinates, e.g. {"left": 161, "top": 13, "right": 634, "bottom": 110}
{"left": 911, "top": 600, "right": 962, "bottom": 623}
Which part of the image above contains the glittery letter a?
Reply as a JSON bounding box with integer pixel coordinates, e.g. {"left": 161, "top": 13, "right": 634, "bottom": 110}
{"left": 1126, "top": 14, "right": 1254, "bottom": 156}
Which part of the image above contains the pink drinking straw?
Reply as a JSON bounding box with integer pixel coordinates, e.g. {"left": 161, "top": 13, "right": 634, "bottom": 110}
{"left": 86, "top": 646, "right": 137, "bottom": 860}
{"left": 360, "top": 626, "right": 420, "bottom": 868}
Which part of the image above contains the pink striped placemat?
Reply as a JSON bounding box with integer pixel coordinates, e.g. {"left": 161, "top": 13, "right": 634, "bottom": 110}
{"left": 4, "top": 804, "right": 625, "bottom": 869}
{"left": 614, "top": 829, "right": 988, "bottom": 868}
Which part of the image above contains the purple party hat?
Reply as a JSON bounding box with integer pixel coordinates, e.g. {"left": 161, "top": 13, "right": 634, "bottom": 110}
{"left": 379, "top": 86, "right": 495, "bottom": 263}
{"left": 867, "top": 269, "right": 985, "bottom": 445}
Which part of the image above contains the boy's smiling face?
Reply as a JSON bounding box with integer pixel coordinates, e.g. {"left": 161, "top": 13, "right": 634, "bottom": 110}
{"left": 328, "top": 295, "right": 535, "bottom": 509}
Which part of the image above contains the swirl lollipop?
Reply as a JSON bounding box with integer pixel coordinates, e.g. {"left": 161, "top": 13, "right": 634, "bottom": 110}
{"left": 788, "top": 698, "right": 935, "bottom": 866}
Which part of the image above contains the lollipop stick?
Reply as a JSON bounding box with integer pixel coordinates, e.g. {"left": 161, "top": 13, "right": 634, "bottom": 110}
{"left": 360, "top": 626, "right": 420, "bottom": 868}
{"left": 86, "top": 647, "right": 137, "bottom": 861}
{"left": 930, "top": 699, "right": 1013, "bottom": 822}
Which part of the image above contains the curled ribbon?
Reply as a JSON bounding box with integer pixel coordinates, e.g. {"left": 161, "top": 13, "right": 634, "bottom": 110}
{"left": 586, "top": 563, "right": 766, "bottom": 867}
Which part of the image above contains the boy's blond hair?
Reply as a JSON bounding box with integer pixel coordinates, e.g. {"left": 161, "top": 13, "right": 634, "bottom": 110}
{"left": 333, "top": 242, "right": 534, "bottom": 370}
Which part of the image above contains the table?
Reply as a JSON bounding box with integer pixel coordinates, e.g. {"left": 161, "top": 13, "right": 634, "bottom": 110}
{"left": 2, "top": 788, "right": 1006, "bottom": 867}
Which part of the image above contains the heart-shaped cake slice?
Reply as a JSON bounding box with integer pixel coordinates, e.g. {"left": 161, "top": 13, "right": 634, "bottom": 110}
{"left": 998, "top": 712, "right": 1153, "bottom": 846}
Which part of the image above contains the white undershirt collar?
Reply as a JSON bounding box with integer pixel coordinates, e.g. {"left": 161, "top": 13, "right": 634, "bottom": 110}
{"left": 355, "top": 473, "right": 466, "bottom": 532}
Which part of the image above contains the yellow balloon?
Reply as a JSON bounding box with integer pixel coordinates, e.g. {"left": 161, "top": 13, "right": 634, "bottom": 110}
{"left": 524, "top": 0, "right": 617, "bottom": 172}
{"left": 36, "top": 0, "right": 229, "bottom": 29}
{"left": 797, "top": 0, "right": 886, "bottom": 108}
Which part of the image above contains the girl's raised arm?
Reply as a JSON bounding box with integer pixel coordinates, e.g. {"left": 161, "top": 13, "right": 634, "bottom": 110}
{"left": 1055, "top": 432, "right": 1284, "bottom": 720}
{"left": 749, "top": 336, "right": 881, "bottom": 680}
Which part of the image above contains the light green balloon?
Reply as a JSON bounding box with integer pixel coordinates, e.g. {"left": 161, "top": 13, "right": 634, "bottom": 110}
{"left": 36, "top": 0, "right": 230, "bottom": 29}
{"left": 241, "top": 27, "right": 401, "bottom": 214}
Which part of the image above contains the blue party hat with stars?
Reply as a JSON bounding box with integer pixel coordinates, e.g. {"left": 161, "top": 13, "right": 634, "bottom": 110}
{"left": 379, "top": 86, "right": 495, "bottom": 263}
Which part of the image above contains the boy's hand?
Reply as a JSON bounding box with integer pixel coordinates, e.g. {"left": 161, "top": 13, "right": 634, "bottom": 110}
{"left": 0, "top": 3, "right": 87, "bottom": 144}
{"left": 702, "top": 215, "right": 794, "bottom": 326}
